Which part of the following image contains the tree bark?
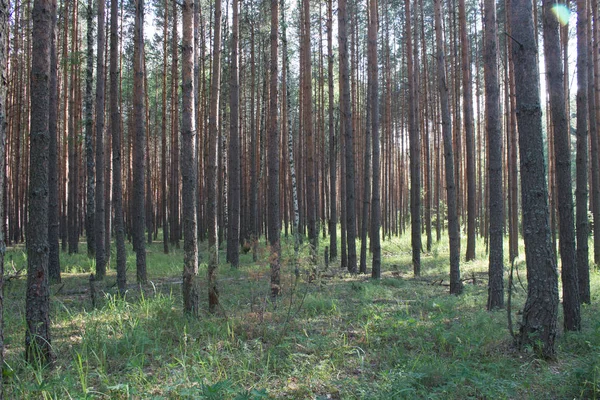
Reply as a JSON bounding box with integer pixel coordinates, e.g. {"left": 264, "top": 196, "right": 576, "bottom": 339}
{"left": 133, "top": 0, "right": 147, "bottom": 284}
{"left": 111, "top": 0, "right": 126, "bottom": 295}
{"left": 327, "top": 0, "right": 337, "bottom": 262}
{"left": 182, "top": 0, "right": 199, "bottom": 315}
{"left": 0, "top": 0, "right": 7, "bottom": 392}
{"left": 207, "top": 0, "right": 222, "bottom": 313}
{"left": 576, "top": 0, "right": 591, "bottom": 304}
{"left": 484, "top": 0, "right": 503, "bottom": 309}
{"left": 227, "top": 0, "right": 240, "bottom": 268}
{"left": 95, "top": 0, "right": 106, "bottom": 280}
{"left": 369, "top": 0, "right": 381, "bottom": 279}
{"left": 407, "top": 0, "right": 421, "bottom": 276}
{"left": 269, "top": 0, "right": 281, "bottom": 297}
{"left": 434, "top": 0, "right": 462, "bottom": 295}
{"left": 338, "top": 0, "right": 357, "bottom": 274}
{"left": 542, "top": 0, "right": 580, "bottom": 330}
{"left": 48, "top": 0, "right": 60, "bottom": 283}
{"left": 84, "top": 0, "right": 95, "bottom": 259}
{"left": 510, "top": 0, "right": 559, "bottom": 358}
{"left": 26, "top": 0, "right": 53, "bottom": 364}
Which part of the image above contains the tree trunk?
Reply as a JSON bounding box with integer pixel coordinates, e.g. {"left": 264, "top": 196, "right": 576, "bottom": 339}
{"left": 67, "top": 0, "right": 79, "bottom": 255}
{"left": 182, "top": 0, "right": 199, "bottom": 315}
{"left": 170, "top": 0, "right": 180, "bottom": 249}
{"left": 369, "top": 0, "right": 381, "bottom": 279}
{"left": 510, "top": 0, "right": 559, "bottom": 359}
{"left": 84, "top": 0, "right": 95, "bottom": 259}
{"left": 269, "top": 0, "right": 281, "bottom": 297}
{"left": 26, "top": 0, "right": 53, "bottom": 365}
{"left": 133, "top": 0, "right": 147, "bottom": 284}
{"left": 95, "top": 0, "right": 106, "bottom": 280}
{"left": 542, "top": 0, "right": 580, "bottom": 330}
{"left": 459, "top": 0, "right": 476, "bottom": 261}
{"left": 48, "top": 0, "right": 60, "bottom": 283}
{"left": 227, "top": 0, "right": 240, "bottom": 268}
{"left": 0, "top": 0, "right": 7, "bottom": 392}
{"left": 576, "top": 0, "right": 591, "bottom": 304}
{"left": 111, "top": 0, "right": 126, "bottom": 296}
{"left": 434, "top": 0, "right": 462, "bottom": 295}
{"left": 338, "top": 0, "right": 357, "bottom": 274}
{"left": 484, "top": 0, "right": 503, "bottom": 309}
{"left": 327, "top": 0, "right": 337, "bottom": 262}
{"left": 161, "top": 0, "right": 169, "bottom": 254}
{"left": 207, "top": 0, "right": 222, "bottom": 313}
{"left": 407, "top": 0, "right": 421, "bottom": 276}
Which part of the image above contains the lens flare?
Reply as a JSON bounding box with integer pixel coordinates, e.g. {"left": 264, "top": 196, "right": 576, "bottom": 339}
{"left": 551, "top": 4, "right": 571, "bottom": 26}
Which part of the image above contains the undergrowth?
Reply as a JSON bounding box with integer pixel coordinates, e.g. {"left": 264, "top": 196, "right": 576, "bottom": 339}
{"left": 2, "top": 234, "right": 599, "bottom": 399}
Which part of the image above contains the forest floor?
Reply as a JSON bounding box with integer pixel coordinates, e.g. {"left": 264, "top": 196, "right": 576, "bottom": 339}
{"left": 3, "top": 233, "right": 600, "bottom": 399}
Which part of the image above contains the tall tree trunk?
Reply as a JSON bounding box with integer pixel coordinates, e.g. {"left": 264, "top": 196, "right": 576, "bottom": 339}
{"left": 338, "top": 0, "right": 357, "bottom": 274}
{"left": 0, "top": 0, "right": 8, "bottom": 391}
{"left": 327, "top": 0, "right": 337, "bottom": 262}
{"left": 84, "top": 0, "right": 95, "bottom": 259}
{"left": 282, "top": 0, "right": 300, "bottom": 273}
{"left": 26, "top": 0, "right": 53, "bottom": 364}
{"left": 576, "top": 0, "right": 591, "bottom": 304}
{"left": 369, "top": 0, "right": 381, "bottom": 279}
{"left": 182, "top": 0, "right": 199, "bottom": 314}
{"left": 510, "top": 0, "right": 559, "bottom": 359}
{"left": 484, "top": 0, "right": 503, "bottom": 309}
{"left": 207, "top": 0, "right": 222, "bottom": 313}
{"left": 111, "top": 0, "right": 126, "bottom": 295}
{"left": 303, "top": 0, "right": 317, "bottom": 262}
{"left": 250, "top": 24, "right": 258, "bottom": 261}
{"left": 95, "top": 0, "right": 106, "bottom": 280}
{"left": 48, "top": 0, "right": 60, "bottom": 283}
{"left": 161, "top": 0, "right": 169, "bottom": 254}
{"left": 434, "top": 0, "right": 462, "bottom": 295}
{"left": 133, "top": 0, "right": 147, "bottom": 284}
{"left": 542, "top": 0, "right": 580, "bottom": 330}
{"left": 227, "top": 0, "right": 240, "bottom": 268}
{"left": 407, "top": 0, "right": 421, "bottom": 276}
{"left": 459, "top": 0, "right": 476, "bottom": 261}
{"left": 170, "top": 0, "right": 180, "bottom": 249}
{"left": 269, "top": 0, "right": 281, "bottom": 297}
{"left": 67, "top": 0, "right": 79, "bottom": 255}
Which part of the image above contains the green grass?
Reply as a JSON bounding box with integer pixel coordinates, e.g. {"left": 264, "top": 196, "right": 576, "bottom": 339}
{"left": 2, "top": 232, "right": 600, "bottom": 399}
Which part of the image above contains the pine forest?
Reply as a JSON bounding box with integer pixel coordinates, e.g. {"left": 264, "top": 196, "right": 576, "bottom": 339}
{"left": 0, "top": 0, "right": 600, "bottom": 397}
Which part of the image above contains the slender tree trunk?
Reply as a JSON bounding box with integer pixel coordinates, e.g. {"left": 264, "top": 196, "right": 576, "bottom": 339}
{"left": 407, "top": 0, "right": 421, "bottom": 276}
{"left": 484, "top": 0, "right": 503, "bottom": 309}
{"left": 67, "top": 1, "right": 79, "bottom": 255}
{"left": 282, "top": 0, "right": 300, "bottom": 273}
{"left": 459, "top": 0, "right": 476, "bottom": 261}
{"left": 434, "top": 0, "right": 462, "bottom": 295}
{"left": 327, "top": 0, "right": 337, "bottom": 262}
{"left": 250, "top": 25, "right": 258, "bottom": 261}
{"left": 111, "top": 0, "right": 126, "bottom": 295}
{"left": 133, "top": 0, "right": 147, "bottom": 284}
{"left": 84, "top": 0, "right": 95, "bottom": 259}
{"left": 95, "top": 0, "right": 106, "bottom": 280}
{"left": 161, "top": 0, "right": 169, "bottom": 254}
{"left": 208, "top": 0, "right": 222, "bottom": 313}
{"left": 269, "top": 0, "right": 281, "bottom": 297}
{"left": 339, "top": 0, "right": 357, "bottom": 274}
{"left": 26, "top": 0, "right": 53, "bottom": 365}
{"left": 170, "top": 0, "right": 180, "bottom": 249}
{"left": 510, "top": 0, "right": 559, "bottom": 359}
{"left": 542, "top": 0, "right": 580, "bottom": 330}
{"left": 0, "top": 0, "right": 7, "bottom": 391}
{"left": 369, "top": 0, "right": 381, "bottom": 279}
{"left": 182, "top": 0, "right": 199, "bottom": 314}
{"left": 227, "top": 0, "right": 240, "bottom": 268}
{"left": 48, "top": 0, "right": 60, "bottom": 283}
{"left": 576, "top": 0, "right": 591, "bottom": 304}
